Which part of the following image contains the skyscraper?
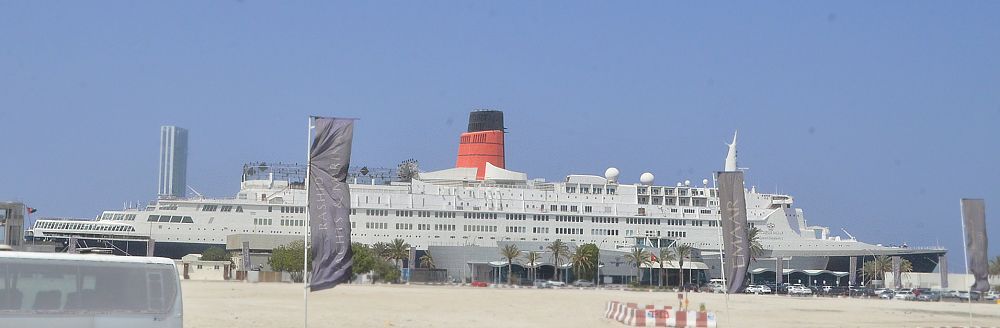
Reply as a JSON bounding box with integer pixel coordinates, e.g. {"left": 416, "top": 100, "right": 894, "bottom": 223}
{"left": 158, "top": 126, "right": 188, "bottom": 199}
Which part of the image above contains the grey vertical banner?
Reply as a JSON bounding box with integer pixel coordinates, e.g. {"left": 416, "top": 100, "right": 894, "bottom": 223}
{"left": 408, "top": 247, "right": 416, "bottom": 270}
{"left": 717, "top": 171, "right": 751, "bottom": 294}
{"left": 68, "top": 236, "right": 78, "bottom": 254}
{"left": 892, "top": 256, "right": 902, "bottom": 289}
{"left": 308, "top": 117, "right": 355, "bottom": 292}
{"left": 849, "top": 257, "right": 857, "bottom": 287}
{"left": 146, "top": 239, "right": 155, "bottom": 257}
{"left": 939, "top": 254, "right": 948, "bottom": 289}
{"left": 775, "top": 257, "right": 783, "bottom": 286}
{"left": 961, "top": 199, "right": 989, "bottom": 292}
{"left": 242, "top": 241, "right": 251, "bottom": 271}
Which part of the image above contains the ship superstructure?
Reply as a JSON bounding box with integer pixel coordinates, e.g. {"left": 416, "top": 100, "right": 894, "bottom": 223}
{"left": 28, "top": 110, "right": 945, "bottom": 272}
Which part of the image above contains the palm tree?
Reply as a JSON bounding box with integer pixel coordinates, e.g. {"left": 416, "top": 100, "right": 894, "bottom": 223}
{"left": 748, "top": 227, "right": 765, "bottom": 262}
{"left": 419, "top": 250, "right": 435, "bottom": 269}
{"left": 624, "top": 247, "right": 652, "bottom": 286}
{"left": 547, "top": 240, "right": 570, "bottom": 282}
{"left": 657, "top": 247, "right": 676, "bottom": 288}
{"left": 862, "top": 256, "right": 916, "bottom": 285}
{"left": 675, "top": 244, "right": 693, "bottom": 288}
{"left": 500, "top": 244, "right": 520, "bottom": 285}
{"left": 988, "top": 255, "right": 1000, "bottom": 278}
{"left": 372, "top": 242, "right": 391, "bottom": 260}
{"left": 570, "top": 247, "right": 595, "bottom": 282}
{"left": 900, "top": 259, "right": 913, "bottom": 273}
{"left": 525, "top": 251, "right": 542, "bottom": 281}
{"left": 388, "top": 238, "right": 410, "bottom": 282}
{"left": 861, "top": 258, "right": 886, "bottom": 284}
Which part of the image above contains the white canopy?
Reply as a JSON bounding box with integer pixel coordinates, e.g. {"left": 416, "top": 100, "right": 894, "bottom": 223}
{"left": 749, "top": 268, "right": 850, "bottom": 277}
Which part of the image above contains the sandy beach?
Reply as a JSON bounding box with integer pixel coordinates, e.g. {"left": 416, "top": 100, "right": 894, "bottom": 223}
{"left": 181, "top": 281, "right": 999, "bottom": 327}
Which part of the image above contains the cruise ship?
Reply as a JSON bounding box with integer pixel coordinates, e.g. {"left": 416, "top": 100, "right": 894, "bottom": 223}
{"left": 28, "top": 110, "right": 946, "bottom": 274}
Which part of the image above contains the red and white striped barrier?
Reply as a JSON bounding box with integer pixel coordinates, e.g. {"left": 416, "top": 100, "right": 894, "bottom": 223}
{"left": 605, "top": 301, "right": 717, "bottom": 327}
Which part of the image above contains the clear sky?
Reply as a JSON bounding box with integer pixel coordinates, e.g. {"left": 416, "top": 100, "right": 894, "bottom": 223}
{"left": 2, "top": 1, "right": 997, "bottom": 271}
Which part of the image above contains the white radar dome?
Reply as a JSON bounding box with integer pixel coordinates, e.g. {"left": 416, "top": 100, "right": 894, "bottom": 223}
{"left": 702, "top": 179, "right": 709, "bottom": 186}
{"left": 684, "top": 180, "right": 691, "bottom": 186}
{"left": 604, "top": 167, "right": 620, "bottom": 183}
{"left": 640, "top": 172, "right": 655, "bottom": 185}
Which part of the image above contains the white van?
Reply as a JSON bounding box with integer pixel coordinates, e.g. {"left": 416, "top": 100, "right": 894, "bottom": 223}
{"left": 708, "top": 278, "right": 726, "bottom": 293}
{"left": 0, "top": 251, "right": 182, "bottom": 328}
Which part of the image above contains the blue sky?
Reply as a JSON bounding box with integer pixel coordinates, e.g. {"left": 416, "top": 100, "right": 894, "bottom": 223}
{"left": 1, "top": 2, "right": 997, "bottom": 271}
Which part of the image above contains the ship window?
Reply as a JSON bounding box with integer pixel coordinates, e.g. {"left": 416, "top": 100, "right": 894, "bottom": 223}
{"left": 202, "top": 205, "right": 217, "bottom": 212}
{"left": 235, "top": 206, "right": 243, "bottom": 213}
{"left": 220, "top": 206, "right": 232, "bottom": 212}
{"left": 182, "top": 217, "right": 194, "bottom": 224}
{"left": 158, "top": 216, "right": 171, "bottom": 222}
{"left": 148, "top": 215, "right": 160, "bottom": 222}
{"left": 170, "top": 216, "right": 183, "bottom": 223}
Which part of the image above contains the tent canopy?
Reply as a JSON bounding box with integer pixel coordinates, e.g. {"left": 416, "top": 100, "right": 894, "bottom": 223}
{"left": 750, "top": 268, "right": 850, "bottom": 277}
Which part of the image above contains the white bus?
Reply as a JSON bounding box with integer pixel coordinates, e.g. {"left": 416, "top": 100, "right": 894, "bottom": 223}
{"left": 0, "top": 250, "right": 182, "bottom": 327}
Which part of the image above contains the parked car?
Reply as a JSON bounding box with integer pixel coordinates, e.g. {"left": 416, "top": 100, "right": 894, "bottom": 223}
{"left": 916, "top": 291, "right": 941, "bottom": 302}
{"left": 788, "top": 285, "right": 813, "bottom": 295}
{"left": 941, "top": 290, "right": 959, "bottom": 298}
{"left": 849, "top": 287, "right": 874, "bottom": 297}
{"left": 984, "top": 291, "right": 999, "bottom": 301}
{"left": 956, "top": 291, "right": 981, "bottom": 301}
{"left": 533, "top": 280, "right": 551, "bottom": 288}
{"left": 894, "top": 290, "right": 916, "bottom": 301}
{"left": 878, "top": 290, "right": 895, "bottom": 299}
{"left": 744, "top": 285, "right": 771, "bottom": 293}
{"left": 826, "top": 286, "right": 850, "bottom": 296}
{"left": 572, "top": 279, "right": 594, "bottom": 287}
{"left": 547, "top": 280, "right": 566, "bottom": 288}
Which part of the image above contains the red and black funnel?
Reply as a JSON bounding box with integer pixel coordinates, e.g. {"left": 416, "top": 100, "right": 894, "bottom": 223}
{"left": 455, "top": 110, "right": 505, "bottom": 179}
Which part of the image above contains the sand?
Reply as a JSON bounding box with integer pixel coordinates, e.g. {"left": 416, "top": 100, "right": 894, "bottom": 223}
{"left": 181, "top": 281, "right": 1000, "bottom": 327}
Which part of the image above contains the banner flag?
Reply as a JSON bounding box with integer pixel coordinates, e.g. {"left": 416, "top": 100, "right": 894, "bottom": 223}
{"left": 892, "top": 256, "right": 902, "bottom": 289}
{"left": 939, "top": 255, "right": 948, "bottom": 288}
{"left": 775, "top": 257, "right": 783, "bottom": 286}
{"left": 717, "top": 171, "right": 751, "bottom": 294}
{"left": 308, "top": 117, "right": 355, "bottom": 291}
{"left": 960, "top": 199, "right": 989, "bottom": 292}
{"left": 242, "top": 241, "right": 252, "bottom": 271}
{"left": 849, "top": 256, "right": 857, "bottom": 287}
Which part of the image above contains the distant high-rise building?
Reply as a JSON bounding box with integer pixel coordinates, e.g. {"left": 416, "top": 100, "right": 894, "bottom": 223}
{"left": 158, "top": 126, "right": 188, "bottom": 199}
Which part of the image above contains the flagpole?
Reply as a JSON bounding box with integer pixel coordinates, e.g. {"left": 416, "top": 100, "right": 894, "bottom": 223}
{"left": 959, "top": 200, "right": 972, "bottom": 327}
{"left": 304, "top": 117, "right": 314, "bottom": 328}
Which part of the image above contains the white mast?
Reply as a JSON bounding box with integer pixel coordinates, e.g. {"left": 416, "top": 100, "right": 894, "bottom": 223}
{"left": 724, "top": 131, "right": 738, "bottom": 172}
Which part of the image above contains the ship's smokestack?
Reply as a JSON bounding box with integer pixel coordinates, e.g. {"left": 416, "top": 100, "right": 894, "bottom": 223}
{"left": 456, "top": 110, "right": 505, "bottom": 179}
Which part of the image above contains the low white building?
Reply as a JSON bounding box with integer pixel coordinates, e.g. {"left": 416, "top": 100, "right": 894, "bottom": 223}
{"left": 883, "top": 272, "right": 1000, "bottom": 290}
{"left": 175, "top": 254, "right": 231, "bottom": 281}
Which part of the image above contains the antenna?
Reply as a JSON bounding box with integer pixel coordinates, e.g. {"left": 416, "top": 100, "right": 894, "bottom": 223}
{"left": 187, "top": 185, "right": 205, "bottom": 199}
{"left": 840, "top": 228, "right": 856, "bottom": 240}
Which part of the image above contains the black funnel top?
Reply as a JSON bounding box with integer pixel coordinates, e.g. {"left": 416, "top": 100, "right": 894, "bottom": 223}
{"left": 467, "top": 110, "right": 504, "bottom": 132}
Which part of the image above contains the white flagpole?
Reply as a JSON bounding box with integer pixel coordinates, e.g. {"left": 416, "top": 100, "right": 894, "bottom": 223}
{"left": 959, "top": 200, "right": 972, "bottom": 327}
{"left": 304, "top": 117, "right": 314, "bottom": 328}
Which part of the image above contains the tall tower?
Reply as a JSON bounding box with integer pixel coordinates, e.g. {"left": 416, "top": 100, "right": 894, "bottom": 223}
{"left": 455, "top": 110, "right": 505, "bottom": 180}
{"left": 158, "top": 126, "right": 188, "bottom": 199}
